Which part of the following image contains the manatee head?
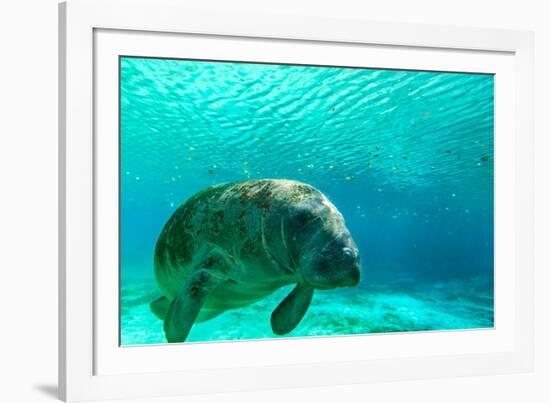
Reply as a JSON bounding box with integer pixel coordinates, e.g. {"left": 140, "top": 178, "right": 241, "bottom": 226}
{"left": 284, "top": 185, "right": 361, "bottom": 290}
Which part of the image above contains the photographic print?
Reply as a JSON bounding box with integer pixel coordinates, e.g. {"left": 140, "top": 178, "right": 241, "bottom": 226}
{"left": 119, "top": 57, "right": 494, "bottom": 345}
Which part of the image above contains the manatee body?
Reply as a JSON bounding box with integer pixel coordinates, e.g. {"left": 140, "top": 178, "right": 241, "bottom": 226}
{"left": 150, "top": 179, "right": 361, "bottom": 343}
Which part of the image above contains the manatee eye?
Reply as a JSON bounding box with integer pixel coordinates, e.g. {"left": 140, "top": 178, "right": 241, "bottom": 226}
{"left": 342, "top": 247, "right": 359, "bottom": 261}
{"left": 342, "top": 247, "right": 354, "bottom": 258}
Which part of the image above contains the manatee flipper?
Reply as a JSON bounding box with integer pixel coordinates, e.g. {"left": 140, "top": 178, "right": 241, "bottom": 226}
{"left": 150, "top": 296, "right": 170, "bottom": 320}
{"left": 270, "top": 283, "right": 314, "bottom": 335}
{"left": 196, "top": 309, "right": 224, "bottom": 323}
{"left": 164, "top": 269, "right": 225, "bottom": 343}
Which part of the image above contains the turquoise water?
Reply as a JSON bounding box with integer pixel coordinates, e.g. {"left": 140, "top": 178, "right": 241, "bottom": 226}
{"left": 120, "top": 57, "right": 494, "bottom": 345}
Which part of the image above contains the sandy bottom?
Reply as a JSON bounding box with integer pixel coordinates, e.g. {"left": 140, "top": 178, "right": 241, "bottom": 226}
{"left": 120, "top": 276, "right": 493, "bottom": 345}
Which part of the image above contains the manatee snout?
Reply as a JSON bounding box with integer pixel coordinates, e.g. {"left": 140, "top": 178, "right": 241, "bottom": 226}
{"left": 340, "top": 247, "right": 361, "bottom": 286}
{"left": 302, "top": 237, "right": 361, "bottom": 289}
{"left": 331, "top": 244, "right": 361, "bottom": 287}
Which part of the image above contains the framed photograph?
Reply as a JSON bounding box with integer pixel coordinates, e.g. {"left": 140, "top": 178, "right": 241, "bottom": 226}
{"left": 59, "top": 0, "right": 534, "bottom": 401}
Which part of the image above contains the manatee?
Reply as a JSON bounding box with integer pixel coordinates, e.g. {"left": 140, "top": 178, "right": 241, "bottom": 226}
{"left": 150, "top": 179, "right": 361, "bottom": 343}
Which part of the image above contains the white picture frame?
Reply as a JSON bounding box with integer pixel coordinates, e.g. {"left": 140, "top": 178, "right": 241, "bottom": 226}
{"left": 59, "top": 0, "right": 534, "bottom": 401}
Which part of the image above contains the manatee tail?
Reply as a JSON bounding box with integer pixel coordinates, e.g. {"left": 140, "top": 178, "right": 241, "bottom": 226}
{"left": 150, "top": 294, "right": 224, "bottom": 322}
{"left": 270, "top": 283, "right": 314, "bottom": 335}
